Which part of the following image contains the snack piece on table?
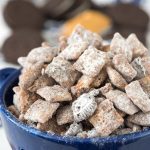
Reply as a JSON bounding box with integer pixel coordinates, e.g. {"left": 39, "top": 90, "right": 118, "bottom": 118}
{"left": 45, "top": 57, "right": 79, "bottom": 89}
{"left": 89, "top": 99, "right": 124, "bottom": 136}
{"left": 61, "top": 10, "right": 111, "bottom": 37}
{"left": 105, "top": 90, "right": 139, "bottom": 115}
{"left": 56, "top": 105, "right": 74, "bottom": 125}
{"left": 73, "top": 46, "right": 108, "bottom": 77}
{"left": 125, "top": 80, "right": 150, "bottom": 113}
{"left": 24, "top": 99, "right": 59, "bottom": 124}
{"left": 110, "top": 33, "right": 132, "bottom": 62}
{"left": 106, "top": 66, "right": 127, "bottom": 90}
{"left": 113, "top": 54, "right": 137, "bottom": 82}
{"left": 37, "top": 85, "right": 72, "bottom": 102}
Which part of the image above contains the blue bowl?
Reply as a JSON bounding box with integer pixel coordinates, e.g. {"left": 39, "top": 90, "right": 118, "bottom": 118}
{"left": 1, "top": 68, "right": 150, "bottom": 150}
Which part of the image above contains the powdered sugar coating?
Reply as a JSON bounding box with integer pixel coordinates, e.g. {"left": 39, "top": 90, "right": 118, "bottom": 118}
{"left": 105, "top": 90, "right": 139, "bottom": 115}
{"left": 113, "top": 54, "right": 137, "bottom": 82}
{"left": 59, "top": 42, "right": 88, "bottom": 60}
{"left": 56, "top": 105, "right": 74, "bottom": 125}
{"left": 110, "top": 33, "right": 133, "bottom": 62}
{"left": 37, "top": 85, "right": 72, "bottom": 102}
{"left": 19, "top": 62, "right": 44, "bottom": 89}
{"left": 128, "top": 112, "right": 150, "bottom": 126}
{"left": 24, "top": 99, "right": 59, "bottom": 124}
{"left": 106, "top": 66, "right": 127, "bottom": 90}
{"left": 68, "top": 24, "right": 102, "bottom": 48}
{"left": 127, "top": 33, "right": 148, "bottom": 58}
{"left": 73, "top": 46, "right": 108, "bottom": 77}
{"left": 139, "top": 75, "right": 150, "bottom": 97}
{"left": 72, "top": 91, "right": 98, "bottom": 122}
{"left": 89, "top": 99, "right": 124, "bottom": 136}
{"left": 125, "top": 80, "right": 150, "bottom": 112}
{"left": 45, "top": 57, "right": 79, "bottom": 88}
{"left": 26, "top": 46, "right": 59, "bottom": 63}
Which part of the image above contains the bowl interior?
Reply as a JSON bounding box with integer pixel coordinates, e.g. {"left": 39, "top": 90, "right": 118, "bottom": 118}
{"left": 2, "top": 69, "right": 150, "bottom": 146}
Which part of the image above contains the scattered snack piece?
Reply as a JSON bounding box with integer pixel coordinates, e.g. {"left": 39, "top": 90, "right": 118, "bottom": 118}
{"left": 56, "top": 105, "right": 74, "bottom": 125}
{"left": 110, "top": 33, "right": 132, "bottom": 62}
{"left": 139, "top": 75, "right": 150, "bottom": 97}
{"left": 28, "top": 75, "right": 55, "bottom": 92}
{"left": 24, "top": 99, "right": 59, "bottom": 124}
{"left": 68, "top": 24, "right": 102, "bottom": 48}
{"left": 106, "top": 66, "right": 127, "bottom": 90}
{"left": 127, "top": 112, "right": 150, "bottom": 126}
{"left": 59, "top": 42, "right": 88, "bottom": 60}
{"left": 45, "top": 57, "right": 79, "bottom": 88}
{"left": 105, "top": 90, "right": 139, "bottom": 115}
{"left": 127, "top": 33, "right": 148, "bottom": 58}
{"left": 89, "top": 99, "right": 124, "bottom": 136}
{"left": 19, "top": 62, "right": 43, "bottom": 89}
{"left": 72, "top": 90, "right": 98, "bottom": 122}
{"left": 113, "top": 54, "right": 137, "bottom": 82}
{"left": 8, "top": 105, "right": 20, "bottom": 118}
{"left": 37, "top": 85, "right": 72, "bottom": 102}
{"left": 65, "top": 123, "right": 83, "bottom": 136}
{"left": 125, "top": 81, "right": 150, "bottom": 112}
{"left": 73, "top": 46, "right": 108, "bottom": 77}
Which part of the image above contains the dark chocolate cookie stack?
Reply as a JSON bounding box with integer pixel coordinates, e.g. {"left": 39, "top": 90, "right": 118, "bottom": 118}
{"left": 2, "top": 0, "right": 45, "bottom": 64}
{"left": 42, "top": 0, "right": 90, "bottom": 20}
{"left": 103, "top": 3, "right": 149, "bottom": 44}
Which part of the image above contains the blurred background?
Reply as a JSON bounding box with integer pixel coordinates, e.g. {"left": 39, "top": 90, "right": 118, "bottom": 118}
{"left": 0, "top": 0, "right": 150, "bottom": 149}
{"left": 0, "top": 0, "right": 150, "bottom": 69}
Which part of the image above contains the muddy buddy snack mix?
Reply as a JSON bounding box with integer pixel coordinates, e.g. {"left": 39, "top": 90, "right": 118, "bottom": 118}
{"left": 9, "top": 25, "right": 150, "bottom": 138}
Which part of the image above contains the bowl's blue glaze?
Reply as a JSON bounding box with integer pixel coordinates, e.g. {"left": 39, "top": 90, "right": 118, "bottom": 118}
{"left": 1, "top": 68, "right": 150, "bottom": 150}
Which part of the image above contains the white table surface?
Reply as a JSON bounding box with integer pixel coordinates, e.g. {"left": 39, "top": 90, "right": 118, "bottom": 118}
{"left": 0, "top": 1, "right": 150, "bottom": 150}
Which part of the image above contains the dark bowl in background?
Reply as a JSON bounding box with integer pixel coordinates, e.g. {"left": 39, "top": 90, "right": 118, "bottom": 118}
{"left": 1, "top": 68, "right": 150, "bottom": 150}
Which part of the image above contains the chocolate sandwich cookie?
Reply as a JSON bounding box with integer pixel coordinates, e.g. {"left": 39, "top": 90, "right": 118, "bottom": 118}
{"left": 4, "top": 0, "right": 45, "bottom": 29}
{"left": 107, "top": 3, "right": 149, "bottom": 29}
{"left": 1, "top": 29, "right": 44, "bottom": 64}
{"left": 42, "top": 0, "right": 76, "bottom": 20}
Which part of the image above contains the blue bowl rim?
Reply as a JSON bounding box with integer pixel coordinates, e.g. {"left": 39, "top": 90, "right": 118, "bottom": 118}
{"left": 0, "top": 68, "right": 150, "bottom": 145}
